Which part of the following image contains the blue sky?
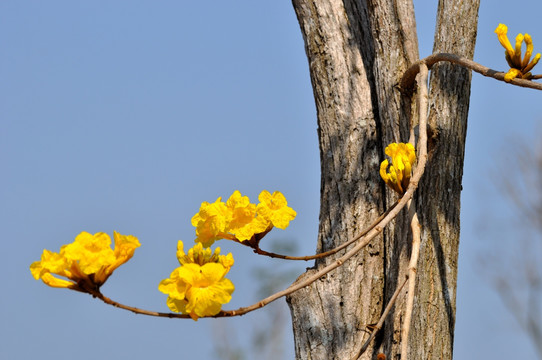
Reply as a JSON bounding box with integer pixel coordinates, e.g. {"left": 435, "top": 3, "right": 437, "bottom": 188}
{"left": 2, "top": 1, "right": 541, "bottom": 359}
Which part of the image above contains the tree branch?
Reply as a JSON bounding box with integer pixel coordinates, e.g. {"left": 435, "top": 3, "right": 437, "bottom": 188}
{"left": 400, "top": 53, "right": 542, "bottom": 92}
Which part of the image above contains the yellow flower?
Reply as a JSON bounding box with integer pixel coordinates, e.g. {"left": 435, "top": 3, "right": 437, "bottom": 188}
{"left": 504, "top": 68, "right": 522, "bottom": 82}
{"left": 256, "top": 190, "right": 297, "bottom": 230}
{"left": 176, "top": 240, "right": 234, "bottom": 269}
{"left": 225, "top": 190, "right": 267, "bottom": 241}
{"left": 495, "top": 23, "right": 541, "bottom": 82}
{"left": 191, "top": 190, "right": 296, "bottom": 246}
{"left": 159, "top": 241, "right": 235, "bottom": 320}
{"left": 30, "top": 231, "right": 140, "bottom": 291}
{"left": 495, "top": 23, "right": 515, "bottom": 58}
{"left": 379, "top": 143, "right": 416, "bottom": 195}
{"left": 191, "top": 197, "right": 231, "bottom": 247}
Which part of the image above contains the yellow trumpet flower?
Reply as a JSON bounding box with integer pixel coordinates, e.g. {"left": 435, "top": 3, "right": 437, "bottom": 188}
{"left": 495, "top": 23, "right": 540, "bottom": 82}
{"left": 30, "top": 231, "right": 140, "bottom": 292}
{"left": 380, "top": 143, "right": 416, "bottom": 195}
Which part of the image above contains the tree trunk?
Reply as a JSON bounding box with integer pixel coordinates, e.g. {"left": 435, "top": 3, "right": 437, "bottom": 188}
{"left": 286, "top": 1, "right": 479, "bottom": 359}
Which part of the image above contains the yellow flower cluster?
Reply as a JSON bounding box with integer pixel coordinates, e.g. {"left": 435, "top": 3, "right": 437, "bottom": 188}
{"left": 158, "top": 190, "right": 295, "bottom": 319}
{"left": 191, "top": 190, "right": 297, "bottom": 247}
{"left": 158, "top": 241, "right": 235, "bottom": 320}
{"left": 495, "top": 23, "right": 541, "bottom": 82}
{"left": 379, "top": 143, "right": 416, "bottom": 195}
{"left": 30, "top": 190, "right": 295, "bottom": 320}
{"left": 30, "top": 231, "right": 140, "bottom": 291}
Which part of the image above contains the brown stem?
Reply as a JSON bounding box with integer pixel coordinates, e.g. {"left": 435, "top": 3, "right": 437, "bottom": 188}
{"left": 400, "top": 200, "right": 422, "bottom": 360}
{"left": 352, "top": 276, "right": 409, "bottom": 359}
{"left": 400, "top": 53, "right": 542, "bottom": 92}
{"left": 250, "top": 202, "right": 397, "bottom": 261}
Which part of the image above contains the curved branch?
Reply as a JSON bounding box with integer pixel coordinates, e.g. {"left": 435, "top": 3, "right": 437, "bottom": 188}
{"left": 89, "top": 188, "right": 413, "bottom": 319}
{"left": 353, "top": 276, "right": 408, "bottom": 359}
{"left": 400, "top": 53, "right": 542, "bottom": 92}
{"left": 249, "top": 201, "right": 397, "bottom": 260}
{"left": 400, "top": 200, "right": 422, "bottom": 360}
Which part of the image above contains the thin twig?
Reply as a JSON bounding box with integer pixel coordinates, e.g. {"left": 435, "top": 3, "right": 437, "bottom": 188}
{"left": 398, "top": 62, "right": 428, "bottom": 360}
{"left": 249, "top": 202, "right": 398, "bottom": 261}
{"left": 400, "top": 199, "right": 422, "bottom": 360}
{"left": 352, "top": 276, "right": 409, "bottom": 360}
{"left": 90, "top": 290, "right": 192, "bottom": 318}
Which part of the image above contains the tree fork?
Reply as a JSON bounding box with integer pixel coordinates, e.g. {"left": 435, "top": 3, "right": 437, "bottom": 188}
{"left": 286, "top": 1, "right": 479, "bottom": 359}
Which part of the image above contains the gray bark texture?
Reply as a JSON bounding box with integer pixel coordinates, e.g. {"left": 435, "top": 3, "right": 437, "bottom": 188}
{"left": 286, "top": 1, "right": 479, "bottom": 359}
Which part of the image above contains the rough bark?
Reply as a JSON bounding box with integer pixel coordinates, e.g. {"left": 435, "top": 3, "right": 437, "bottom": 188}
{"left": 286, "top": 1, "right": 479, "bottom": 359}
